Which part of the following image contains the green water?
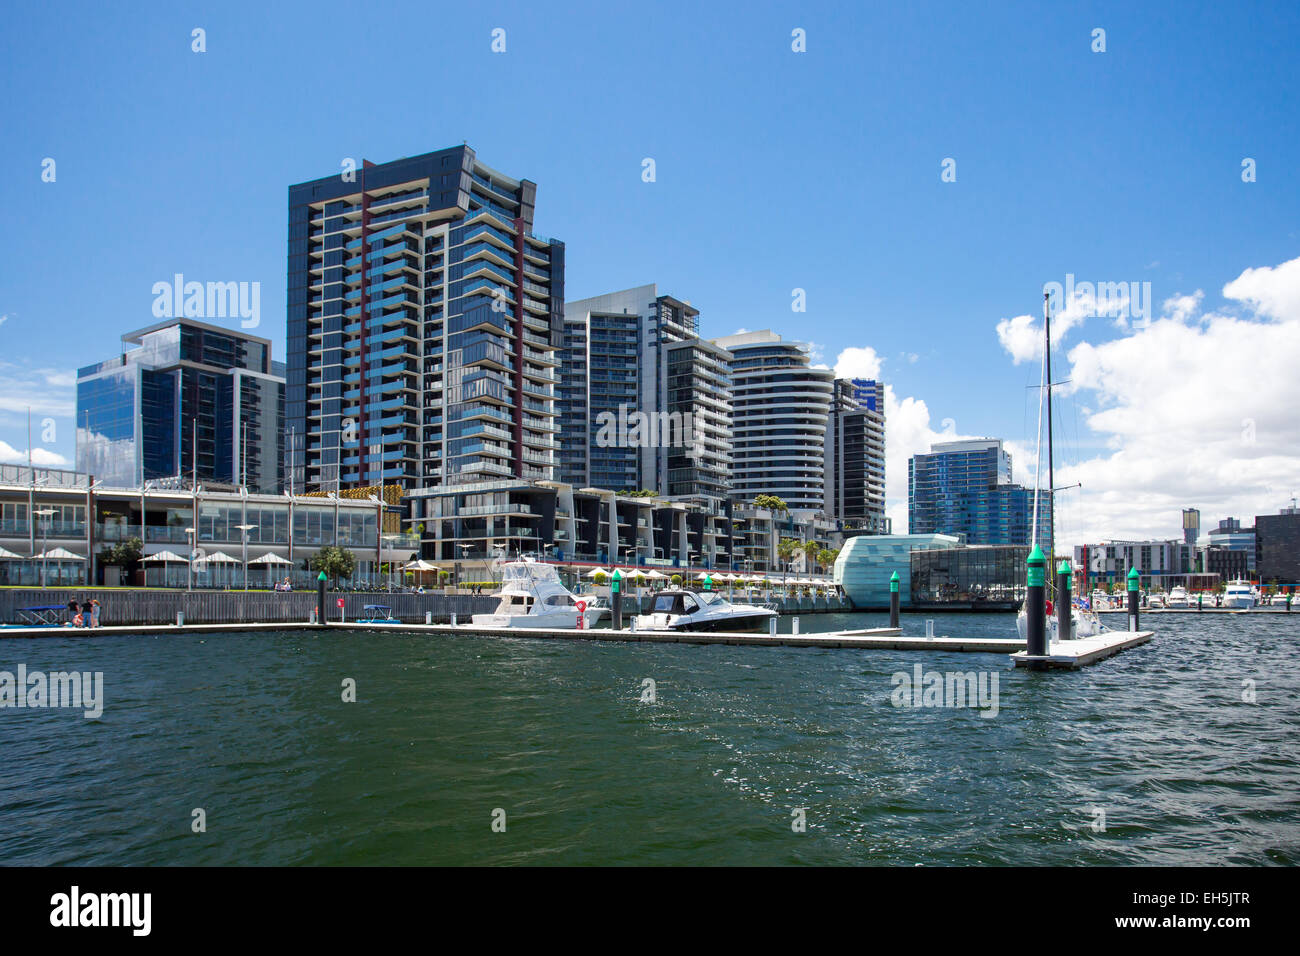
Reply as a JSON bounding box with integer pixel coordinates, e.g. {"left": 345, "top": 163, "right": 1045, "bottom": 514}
{"left": 1, "top": 612, "right": 1297, "bottom": 865}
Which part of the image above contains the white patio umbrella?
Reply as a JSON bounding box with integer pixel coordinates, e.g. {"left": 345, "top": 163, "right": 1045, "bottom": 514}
{"left": 0, "top": 544, "right": 25, "bottom": 560}
{"left": 249, "top": 552, "right": 293, "bottom": 588}
{"left": 585, "top": 568, "right": 610, "bottom": 578}
{"left": 193, "top": 550, "right": 239, "bottom": 563}
{"left": 142, "top": 549, "right": 190, "bottom": 587}
{"left": 248, "top": 552, "right": 292, "bottom": 565}
{"left": 31, "top": 546, "right": 84, "bottom": 561}
{"left": 644, "top": 569, "right": 667, "bottom": 579}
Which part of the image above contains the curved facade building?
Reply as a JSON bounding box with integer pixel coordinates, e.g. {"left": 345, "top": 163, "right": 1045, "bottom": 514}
{"left": 712, "top": 331, "right": 834, "bottom": 514}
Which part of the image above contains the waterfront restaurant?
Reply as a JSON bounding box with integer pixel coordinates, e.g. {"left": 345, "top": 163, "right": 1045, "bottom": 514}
{"left": 0, "top": 465, "right": 415, "bottom": 588}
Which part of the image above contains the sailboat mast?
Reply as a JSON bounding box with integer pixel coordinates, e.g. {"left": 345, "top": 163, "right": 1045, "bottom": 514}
{"left": 1044, "top": 292, "right": 1055, "bottom": 582}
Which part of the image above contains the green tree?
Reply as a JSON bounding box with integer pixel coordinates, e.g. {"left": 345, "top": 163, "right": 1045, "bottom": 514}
{"left": 817, "top": 547, "right": 839, "bottom": 573}
{"left": 593, "top": 571, "right": 608, "bottom": 586}
{"left": 753, "top": 494, "right": 788, "bottom": 513}
{"left": 100, "top": 536, "right": 144, "bottom": 576}
{"left": 670, "top": 573, "right": 683, "bottom": 587}
{"left": 311, "top": 545, "right": 356, "bottom": 585}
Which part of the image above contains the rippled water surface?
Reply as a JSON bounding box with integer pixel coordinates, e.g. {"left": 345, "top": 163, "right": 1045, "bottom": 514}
{"left": 1, "top": 612, "right": 1297, "bottom": 865}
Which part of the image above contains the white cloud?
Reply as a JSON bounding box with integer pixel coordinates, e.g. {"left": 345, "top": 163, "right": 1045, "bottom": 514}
{"left": 0, "top": 440, "right": 70, "bottom": 467}
{"left": 1031, "top": 254, "right": 1300, "bottom": 550}
{"left": 834, "top": 346, "right": 883, "bottom": 381}
{"left": 1222, "top": 256, "right": 1300, "bottom": 320}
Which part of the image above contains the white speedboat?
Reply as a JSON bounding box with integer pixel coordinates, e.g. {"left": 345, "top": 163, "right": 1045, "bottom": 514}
{"left": 1269, "top": 593, "right": 1292, "bottom": 607}
{"left": 578, "top": 594, "right": 611, "bottom": 623}
{"left": 635, "top": 588, "right": 777, "bottom": 632}
{"left": 1090, "top": 589, "right": 1114, "bottom": 611}
{"left": 471, "top": 559, "right": 603, "bottom": 628}
{"left": 1165, "top": 586, "right": 1189, "bottom": 608}
{"left": 1221, "top": 580, "right": 1258, "bottom": 609}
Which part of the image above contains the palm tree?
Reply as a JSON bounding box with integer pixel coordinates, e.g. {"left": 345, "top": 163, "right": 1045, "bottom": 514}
{"left": 777, "top": 537, "right": 800, "bottom": 591}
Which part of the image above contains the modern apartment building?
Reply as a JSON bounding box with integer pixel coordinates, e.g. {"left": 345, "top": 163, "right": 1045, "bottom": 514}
{"left": 824, "top": 377, "right": 887, "bottom": 532}
{"left": 559, "top": 285, "right": 725, "bottom": 496}
{"left": 907, "top": 438, "right": 1041, "bottom": 550}
{"left": 405, "top": 477, "right": 835, "bottom": 573}
{"left": 76, "top": 319, "right": 284, "bottom": 493}
{"left": 1196, "top": 516, "right": 1256, "bottom": 573}
{"left": 286, "top": 145, "right": 564, "bottom": 498}
{"left": 711, "top": 330, "right": 834, "bottom": 515}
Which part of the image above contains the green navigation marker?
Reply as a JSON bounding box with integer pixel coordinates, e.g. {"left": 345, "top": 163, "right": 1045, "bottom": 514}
{"left": 318, "top": 571, "right": 327, "bottom": 582}
{"left": 889, "top": 570, "right": 900, "bottom": 593}
{"left": 1027, "top": 545, "right": 1046, "bottom": 588}
{"left": 611, "top": 568, "right": 622, "bottom": 594}
{"left": 703, "top": 574, "right": 713, "bottom": 591}
{"left": 1057, "top": 559, "right": 1071, "bottom": 575}
{"left": 1127, "top": 566, "right": 1140, "bottom": 592}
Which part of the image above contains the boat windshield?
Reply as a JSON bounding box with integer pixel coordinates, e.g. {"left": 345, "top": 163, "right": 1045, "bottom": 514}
{"left": 696, "top": 592, "right": 728, "bottom": 606}
{"left": 500, "top": 561, "right": 561, "bottom": 586}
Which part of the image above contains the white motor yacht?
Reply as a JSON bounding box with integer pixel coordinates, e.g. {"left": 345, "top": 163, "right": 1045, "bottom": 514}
{"left": 1221, "top": 580, "right": 1258, "bottom": 609}
{"left": 634, "top": 589, "right": 777, "bottom": 632}
{"left": 1165, "top": 586, "right": 1189, "bottom": 608}
{"left": 471, "top": 559, "right": 603, "bottom": 628}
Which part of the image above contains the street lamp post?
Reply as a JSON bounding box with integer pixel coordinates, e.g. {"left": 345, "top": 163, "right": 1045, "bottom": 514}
{"left": 235, "top": 524, "right": 257, "bottom": 590}
{"left": 34, "top": 507, "right": 55, "bottom": 588}
{"left": 459, "top": 543, "right": 472, "bottom": 590}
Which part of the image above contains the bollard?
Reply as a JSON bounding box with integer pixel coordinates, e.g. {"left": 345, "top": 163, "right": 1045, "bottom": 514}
{"left": 425, "top": 610, "right": 432, "bottom": 625}
{"left": 611, "top": 569, "right": 623, "bottom": 631}
{"left": 926, "top": 619, "right": 935, "bottom": 639}
{"left": 1026, "top": 546, "right": 1047, "bottom": 658}
{"left": 177, "top": 610, "right": 184, "bottom": 627}
{"left": 1057, "top": 559, "right": 1072, "bottom": 643}
{"left": 630, "top": 616, "right": 637, "bottom": 633}
{"left": 768, "top": 616, "right": 777, "bottom": 636}
{"left": 1127, "top": 567, "right": 1141, "bottom": 632}
{"left": 792, "top": 616, "right": 799, "bottom": 635}
{"left": 316, "top": 571, "right": 327, "bottom": 628}
{"left": 451, "top": 613, "right": 457, "bottom": 627}
{"left": 889, "top": 570, "right": 900, "bottom": 629}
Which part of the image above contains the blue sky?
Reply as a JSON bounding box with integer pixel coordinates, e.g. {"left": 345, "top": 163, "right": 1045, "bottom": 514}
{"left": 3, "top": 0, "right": 1298, "bottom": 543}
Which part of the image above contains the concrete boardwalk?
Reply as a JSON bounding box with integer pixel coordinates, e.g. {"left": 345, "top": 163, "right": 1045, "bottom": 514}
{"left": 1011, "top": 629, "right": 1154, "bottom": 669}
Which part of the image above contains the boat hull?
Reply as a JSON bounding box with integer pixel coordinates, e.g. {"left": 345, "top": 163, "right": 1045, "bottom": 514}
{"left": 636, "top": 610, "right": 775, "bottom": 633}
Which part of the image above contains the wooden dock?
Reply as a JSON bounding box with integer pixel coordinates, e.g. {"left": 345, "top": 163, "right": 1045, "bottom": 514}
{"left": 0, "top": 619, "right": 1151, "bottom": 664}
{"left": 1011, "top": 629, "right": 1154, "bottom": 669}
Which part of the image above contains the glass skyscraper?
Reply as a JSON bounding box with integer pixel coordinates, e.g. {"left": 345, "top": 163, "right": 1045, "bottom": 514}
{"left": 76, "top": 319, "right": 284, "bottom": 492}
{"left": 286, "top": 145, "right": 565, "bottom": 496}
{"left": 907, "top": 439, "right": 1045, "bottom": 551}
